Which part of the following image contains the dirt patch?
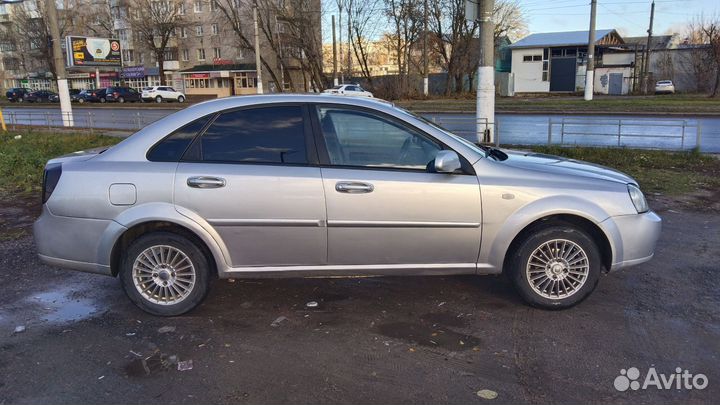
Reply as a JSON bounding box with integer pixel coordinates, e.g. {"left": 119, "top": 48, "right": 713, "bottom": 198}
{"left": 649, "top": 188, "right": 720, "bottom": 214}
{"left": 0, "top": 193, "right": 40, "bottom": 240}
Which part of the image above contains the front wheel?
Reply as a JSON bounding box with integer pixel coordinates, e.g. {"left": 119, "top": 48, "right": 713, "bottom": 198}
{"left": 118, "top": 97, "right": 125, "bottom": 103}
{"left": 155, "top": 96, "right": 163, "bottom": 103}
{"left": 177, "top": 95, "right": 185, "bottom": 103}
{"left": 507, "top": 225, "right": 601, "bottom": 309}
{"left": 119, "top": 232, "right": 211, "bottom": 316}
{"left": 100, "top": 98, "right": 106, "bottom": 103}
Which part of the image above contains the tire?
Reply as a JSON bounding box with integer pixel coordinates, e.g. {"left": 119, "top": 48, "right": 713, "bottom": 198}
{"left": 100, "top": 98, "right": 106, "bottom": 103}
{"left": 155, "top": 96, "right": 163, "bottom": 103}
{"left": 17, "top": 97, "right": 23, "bottom": 103}
{"left": 78, "top": 98, "right": 85, "bottom": 103}
{"left": 507, "top": 224, "right": 601, "bottom": 309}
{"left": 118, "top": 97, "right": 125, "bottom": 103}
{"left": 119, "top": 231, "right": 211, "bottom": 316}
{"left": 177, "top": 95, "right": 185, "bottom": 103}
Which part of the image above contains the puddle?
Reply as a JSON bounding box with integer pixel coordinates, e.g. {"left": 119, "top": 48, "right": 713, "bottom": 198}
{"left": 30, "top": 289, "right": 98, "bottom": 323}
{"left": 420, "top": 312, "right": 468, "bottom": 328}
{"left": 377, "top": 322, "right": 480, "bottom": 351}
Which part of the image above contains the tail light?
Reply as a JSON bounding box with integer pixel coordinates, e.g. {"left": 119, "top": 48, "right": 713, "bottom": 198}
{"left": 91, "top": 92, "right": 96, "bottom": 96}
{"left": 42, "top": 163, "right": 62, "bottom": 204}
{"left": 113, "top": 92, "right": 119, "bottom": 96}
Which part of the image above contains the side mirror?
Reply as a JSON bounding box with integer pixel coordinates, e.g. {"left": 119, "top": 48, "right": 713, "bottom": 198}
{"left": 434, "top": 150, "right": 461, "bottom": 173}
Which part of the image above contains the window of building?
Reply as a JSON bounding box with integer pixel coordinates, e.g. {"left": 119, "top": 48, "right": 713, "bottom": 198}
{"left": 532, "top": 55, "right": 542, "bottom": 61}
{"left": 117, "top": 29, "right": 128, "bottom": 41}
{"left": 122, "top": 49, "right": 134, "bottom": 62}
{"left": 148, "top": 115, "right": 212, "bottom": 162}
{"left": 316, "top": 107, "right": 440, "bottom": 170}
{"left": 542, "top": 48, "right": 550, "bottom": 81}
{"left": 210, "top": 0, "right": 218, "bottom": 11}
{"left": 178, "top": 1, "right": 185, "bottom": 14}
{"left": 235, "top": 72, "right": 256, "bottom": 88}
{"left": 197, "top": 48, "right": 206, "bottom": 61}
{"left": 211, "top": 23, "right": 219, "bottom": 35}
{"left": 182, "top": 49, "right": 189, "bottom": 61}
{"left": 213, "top": 47, "right": 221, "bottom": 59}
{"left": 194, "top": 0, "right": 202, "bottom": 12}
{"left": 195, "top": 106, "right": 307, "bottom": 164}
{"left": 523, "top": 54, "right": 542, "bottom": 62}
{"left": 195, "top": 25, "right": 203, "bottom": 36}
{"left": 181, "top": 27, "right": 188, "bottom": 38}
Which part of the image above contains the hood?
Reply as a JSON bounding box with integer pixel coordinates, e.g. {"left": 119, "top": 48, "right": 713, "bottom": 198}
{"left": 499, "top": 149, "right": 636, "bottom": 185}
{"left": 47, "top": 146, "right": 111, "bottom": 165}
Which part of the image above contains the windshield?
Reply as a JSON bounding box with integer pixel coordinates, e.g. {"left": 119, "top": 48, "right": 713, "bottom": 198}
{"left": 392, "top": 105, "right": 488, "bottom": 157}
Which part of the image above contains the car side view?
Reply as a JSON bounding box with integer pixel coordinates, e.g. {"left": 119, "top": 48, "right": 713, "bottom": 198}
{"left": 33, "top": 95, "right": 661, "bottom": 316}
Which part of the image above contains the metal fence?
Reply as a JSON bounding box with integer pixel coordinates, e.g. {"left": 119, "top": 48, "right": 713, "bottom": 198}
{"left": 1, "top": 110, "right": 169, "bottom": 133}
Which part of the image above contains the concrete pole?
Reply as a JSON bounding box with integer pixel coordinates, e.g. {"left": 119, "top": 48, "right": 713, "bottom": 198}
{"left": 95, "top": 67, "right": 100, "bottom": 88}
{"left": 347, "top": 5, "right": 352, "bottom": 81}
{"left": 422, "top": 0, "right": 429, "bottom": 96}
{"left": 476, "top": 0, "right": 494, "bottom": 143}
{"left": 584, "top": 0, "right": 597, "bottom": 101}
{"left": 643, "top": 1, "right": 655, "bottom": 94}
{"left": 332, "top": 15, "right": 338, "bottom": 86}
{"left": 253, "top": 6, "right": 263, "bottom": 94}
{"left": 45, "top": 0, "right": 73, "bottom": 126}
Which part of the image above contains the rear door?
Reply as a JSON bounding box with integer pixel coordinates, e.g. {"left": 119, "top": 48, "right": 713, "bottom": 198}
{"left": 311, "top": 104, "right": 482, "bottom": 269}
{"left": 173, "top": 104, "right": 327, "bottom": 267}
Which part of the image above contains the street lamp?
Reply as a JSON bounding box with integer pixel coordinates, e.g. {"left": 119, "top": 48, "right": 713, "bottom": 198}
{"left": 1, "top": 0, "right": 73, "bottom": 126}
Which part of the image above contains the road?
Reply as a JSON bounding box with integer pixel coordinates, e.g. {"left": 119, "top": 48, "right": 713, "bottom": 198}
{"left": 3, "top": 105, "right": 719, "bottom": 152}
{"left": 0, "top": 196, "right": 718, "bottom": 404}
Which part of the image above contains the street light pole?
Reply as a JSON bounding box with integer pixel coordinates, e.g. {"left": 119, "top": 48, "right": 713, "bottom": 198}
{"left": 45, "top": 0, "right": 73, "bottom": 126}
{"left": 476, "top": 0, "right": 495, "bottom": 143}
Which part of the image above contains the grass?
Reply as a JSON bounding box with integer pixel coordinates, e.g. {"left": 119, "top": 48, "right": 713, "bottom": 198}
{"left": 524, "top": 145, "right": 720, "bottom": 196}
{"left": 397, "top": 94, "right": 720, "bottom": 114}
{"left": 0, "top": 131, "right": 121, "bottom": 194}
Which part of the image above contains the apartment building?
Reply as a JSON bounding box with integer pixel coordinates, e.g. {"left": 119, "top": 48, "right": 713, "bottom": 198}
{"left": 0, "top": 0, "right": 320, "bottom": 97}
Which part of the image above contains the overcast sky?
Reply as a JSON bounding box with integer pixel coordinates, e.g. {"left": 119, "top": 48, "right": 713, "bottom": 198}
{"left": 321, "top": 0, "right": 719, "bottom": 43}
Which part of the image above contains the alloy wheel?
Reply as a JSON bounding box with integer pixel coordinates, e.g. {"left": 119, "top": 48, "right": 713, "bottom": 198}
{"left": 525, "top": 239, "right": 589, "bottom": 300}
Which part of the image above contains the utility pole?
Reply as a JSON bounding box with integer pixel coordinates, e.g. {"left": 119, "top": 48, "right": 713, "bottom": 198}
{"left": 423, "top": 0, "right": 429, "bottom": 96}
{"left": 347, "top": 6, "right": 352, "bottom": 82}
{"left": 253, "top": 6, "right": 264, "bottom": 94}
{"left": 476, "top": 0, "right": 495, "bottom": 143}
{"left": 584, "top": 0, "right": 597, "bottom": 101}
{"left": 338, "top": 2, "right": 344, "bottom": 84}
{"left": 643, "top": 0, "right": 655, "bottom": 94}
{"left": 332, "top": 15, "right": 338, "bottom": 86}
{"left": 45, "top": 0, "right": 73, "bottom": 126}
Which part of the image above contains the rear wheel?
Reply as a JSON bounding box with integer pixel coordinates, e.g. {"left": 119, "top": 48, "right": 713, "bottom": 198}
{"left": 78, "top": 98, "right": 85, "bottom": 103}
{"left": 118, "top": 97, "right": 125, "bottom": 103}
{"left": 17, "top": 97, "right": 23, "bottom": 103}
{"left": 507, "top": 224, "right": 601, "bottom": 309}
{"left": 100, "top": 98, "right": 106, "bottom": 103}
{"left": 177, "top": 95, "right": 185, "bottom": 103}
{"left": 155, "top": 96, "right": 163, "bottom": 103}
{"left": 119, "top": 232, "right": 211, "bottom": 316}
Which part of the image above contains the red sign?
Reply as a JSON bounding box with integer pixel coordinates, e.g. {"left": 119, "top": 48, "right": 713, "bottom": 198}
{"left": 190, "top": 73, "right": 210, "bottom": 78}
{"left": 213, "top": 58, "right": 233, "bottom": 65}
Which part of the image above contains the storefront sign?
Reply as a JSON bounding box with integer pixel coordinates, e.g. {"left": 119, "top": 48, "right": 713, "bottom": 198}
{"left": 67, "top": 73, "right": 91, "bottom": 79}
{"left": 65, "top": 36, "right": 122, "bottom": 67}
{"left": 121, "top": 65, "right": 145, "bottom": 79}
{"left": 213, "top": 58, "right": 233, "bottom": 65}
{"left": 189, "top": 73, "right": 210, "bottom": 78}
{"left": 89, "top": 72, "right": 119, "bottom": 79}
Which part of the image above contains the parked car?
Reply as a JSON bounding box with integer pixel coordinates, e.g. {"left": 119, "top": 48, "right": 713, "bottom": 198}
{"left": 323, "top": 84, "right": 374, "bottom": 97}
{"left": 76, "top": 88, "right": 107, "bottom": 103}
{"left": 655, "top": 80, "right": 675, "bottom": 94}
{"left": 142, "top": 86, "right": 186, "bottom": 103}
{"left": 48, "top": 89, "right": 81, "bottom": 103}
{"left": 25, "top": 90, "right": 58, "bottom": 103}
{"left": 5, "top": 87, "right": 32, "bottom": 102}
{"left": 33, "top": 95, "right": 661, "bottom": 316}
{"left": 105, "top": 86, "right": 141, "bottom": 103}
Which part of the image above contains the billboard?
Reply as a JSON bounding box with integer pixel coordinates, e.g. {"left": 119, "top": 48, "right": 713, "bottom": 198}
{"left": 65, "top": 36, "right": 121, "bottom": 67}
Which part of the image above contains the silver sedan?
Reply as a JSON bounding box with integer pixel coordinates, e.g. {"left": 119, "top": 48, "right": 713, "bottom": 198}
{"left": 33, "top": 95, "right": 661, "bottom": 315}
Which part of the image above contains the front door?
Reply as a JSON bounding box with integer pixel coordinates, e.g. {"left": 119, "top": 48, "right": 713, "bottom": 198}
{"left": 609, "top": 73, "right": 623, "bottom": 95}
{"left": 174, "top": 105, "right": 326, "bottom": 267}
{"left": 550, "top": 57, "right": 577, "bottom": 92}
{"left": 312, "top": 105, "right": 482, "bottom": 269}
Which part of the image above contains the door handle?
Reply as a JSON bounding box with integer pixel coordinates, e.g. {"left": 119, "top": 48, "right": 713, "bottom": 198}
{"left": 187, "top": 176, "right": 226, "bottom": 189}
{"left": 335, "top": 181, "right": 374, "bottom": 193}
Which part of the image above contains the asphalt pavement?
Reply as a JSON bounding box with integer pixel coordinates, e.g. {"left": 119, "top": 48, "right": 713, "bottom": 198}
{"left": 0, "top": 197, "right": 718, "bottom": 404}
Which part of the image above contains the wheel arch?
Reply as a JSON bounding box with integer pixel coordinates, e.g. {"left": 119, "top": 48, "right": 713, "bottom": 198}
{"left": 101, "top": 203, "right": 231, "bottom": 277}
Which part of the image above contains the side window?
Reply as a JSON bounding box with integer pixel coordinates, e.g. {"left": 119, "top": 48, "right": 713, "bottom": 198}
{"left": 147, "top": 115, "right": 211, "bottom": 162}
{"left": 198, "top": 106, "right": 307, "bottom": 164}
{"left": 316, "top": 107, "right": 441, "bottom": 170}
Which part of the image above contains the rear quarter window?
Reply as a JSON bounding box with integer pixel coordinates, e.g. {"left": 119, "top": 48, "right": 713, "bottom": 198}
{"left": 147, "top": 115, "right": 212, "bottom": 162}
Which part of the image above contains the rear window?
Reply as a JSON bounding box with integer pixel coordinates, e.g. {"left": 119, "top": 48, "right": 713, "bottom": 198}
{"left": 147, "top": 115, "right": 212, "bottom": 162}
{"left": 196, "top": 106, "right": 307, "bottom": 164}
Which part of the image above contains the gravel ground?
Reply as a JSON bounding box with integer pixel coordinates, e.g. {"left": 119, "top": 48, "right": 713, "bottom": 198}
{"left": 0, "top": 199, "right": 718, "bottom": 405}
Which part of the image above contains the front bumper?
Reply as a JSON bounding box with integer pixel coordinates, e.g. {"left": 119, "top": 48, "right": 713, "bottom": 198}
{"left": 604, "top": 210, "right": 662, "bottom": 271}
{"left": 33, "top": 205, "right": 122, "bottom": 276}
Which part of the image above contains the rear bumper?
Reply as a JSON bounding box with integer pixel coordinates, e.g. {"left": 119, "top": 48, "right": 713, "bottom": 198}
{"left": 606, "top": 210, "right": 662, "bottom": 271}
{"left": 33, "top": 205, "right": 122, "bottom": 276}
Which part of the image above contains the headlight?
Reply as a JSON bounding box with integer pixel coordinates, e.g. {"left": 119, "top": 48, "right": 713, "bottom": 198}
{"left": 627, "top": 184, "right": 649, "bottom": 213}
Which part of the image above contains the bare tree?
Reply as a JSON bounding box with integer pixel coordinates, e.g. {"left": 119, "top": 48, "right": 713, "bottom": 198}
{"left": 347, "top": 0, "right": 382, "bottom": 84}
{"left": 214, "top": 0, "right": 283, "bottom": 91}
{"left": 126, "top": 0, "right": 186, "bottom": 85}
{"left": 682, "top": 15, "right": 720, "bottom": 96}
{"left": 494, "top": 0, "right": 526, "bottom": 42}
{"left": 384, "top": 0, "right": 423, "bottom": 97}
{"left": 276, "top": 0, "right": 326, "bottom": 91}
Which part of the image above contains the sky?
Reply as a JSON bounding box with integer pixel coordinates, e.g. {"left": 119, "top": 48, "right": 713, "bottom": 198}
{"left": 320, "top": 0, "right": 720, "bottom": 44}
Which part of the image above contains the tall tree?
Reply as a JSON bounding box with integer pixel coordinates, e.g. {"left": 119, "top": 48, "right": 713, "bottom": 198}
{"left": 347, "top": 0, "right": 382, "bottom": 84}
{"left": 384, "top": 0, "right": 423, "bottom": 97}
{"left": 126, "top": 0, "right": 186, "bottom": 85}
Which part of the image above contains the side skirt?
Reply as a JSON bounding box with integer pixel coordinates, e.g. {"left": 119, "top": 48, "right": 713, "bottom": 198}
{"left": 220, "top": 263, "right": 501, "bottom": 279}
